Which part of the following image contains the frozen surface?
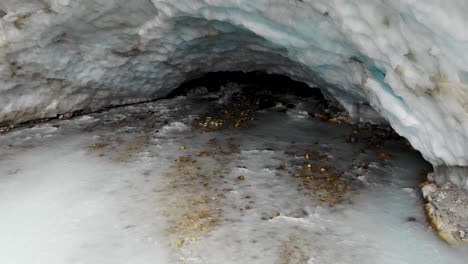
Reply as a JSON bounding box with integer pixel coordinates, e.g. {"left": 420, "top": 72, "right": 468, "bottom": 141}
{"left": 0, "top": 0, "right": 467, "bottom": 177}
{"left": 0, "top": 86, "right": 467, "bottom": 263}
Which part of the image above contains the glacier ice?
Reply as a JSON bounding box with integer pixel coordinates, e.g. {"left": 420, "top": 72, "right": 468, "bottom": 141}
{"left": 0, "top": 0, "right": 467, "bottom": 187}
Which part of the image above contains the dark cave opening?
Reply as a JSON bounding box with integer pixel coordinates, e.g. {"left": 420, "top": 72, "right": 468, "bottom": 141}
{"left": 167, "top": 71, "right": 350, "bottom": 122}
{"left": 167, "top": 71, "right": 325, "bottom": 99}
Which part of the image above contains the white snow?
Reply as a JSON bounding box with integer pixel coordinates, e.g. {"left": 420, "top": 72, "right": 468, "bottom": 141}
{"left": 0, "top": 1, "right": 467, "bottom": 182}
{"left": 0, "top": 135, "right": 174, "bottom": 264}
{"left": 0, "top": 89, "right": 467, "bottom": 263}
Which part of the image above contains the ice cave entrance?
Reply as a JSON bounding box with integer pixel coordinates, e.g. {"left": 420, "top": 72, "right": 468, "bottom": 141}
{"left": 2, "top": 70, "right": 468, "bottom": 264}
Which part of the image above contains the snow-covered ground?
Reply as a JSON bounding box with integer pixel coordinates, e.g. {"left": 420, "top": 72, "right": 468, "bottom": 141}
{"left": 0, "top": 85, "right": 467, "bottom": 264}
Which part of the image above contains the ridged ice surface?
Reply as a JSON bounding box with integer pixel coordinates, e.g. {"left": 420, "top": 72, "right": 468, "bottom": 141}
{"left": 0, "top": 88, "right": 467, "bottom": 263}
{"left": 0, "top": 1, "right": 467, "bottom": 178}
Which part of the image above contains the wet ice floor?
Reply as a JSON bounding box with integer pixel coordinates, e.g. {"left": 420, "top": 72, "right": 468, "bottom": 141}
{"left": 0, "top": 86, "right": 467, "bottom": 264}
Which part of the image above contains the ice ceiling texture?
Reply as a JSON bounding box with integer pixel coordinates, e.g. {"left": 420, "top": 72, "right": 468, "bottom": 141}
{"left": 0, "top": 0, "right": 467, "bottom": 187}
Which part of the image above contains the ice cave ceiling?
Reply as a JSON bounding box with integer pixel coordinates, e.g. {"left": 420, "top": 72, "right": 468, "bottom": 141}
{"left": 0, "top": 1, "right": 467, "bottom": 181}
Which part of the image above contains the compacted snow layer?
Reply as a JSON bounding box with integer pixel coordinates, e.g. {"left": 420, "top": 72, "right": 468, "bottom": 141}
{"left": 0, "top": 88, "right": 467, "bottom": 263}
{"left": 0, "top": 1, "right": 467, "bottom": 180}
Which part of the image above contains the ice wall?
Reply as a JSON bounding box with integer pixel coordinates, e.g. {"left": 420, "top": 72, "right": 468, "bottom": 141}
{"left": 0, "top": 0, "right": 467, "bottom": 186}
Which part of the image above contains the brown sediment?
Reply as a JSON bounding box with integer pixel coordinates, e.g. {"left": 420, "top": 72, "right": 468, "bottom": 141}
{"left": 196, "top": 150, "right": 210, "bottom": 157}
{"left": 87, "top": 134, "right": 149, "bottom": 162}
{"left": 88, "top": 143, "right": 109, "bottom": 150}
{"left": 291, "top": 151, "right": 350, "bottom": 206}
{"left": 194, "top": 107, "right": 255, "bottom": 131}
{"left": 377, "top": 152, "right": 393, "bottom": 159}
{"left": 278, "top": 233, "right": 311, "bottom": 264}
{"left": 193, "top": 95, "right": 283, "bottom": 132}
{"left": 309, "top": 112, "right": 352, "bottom": 124}
{"left": 423, "top": 203, "right": 462, "bottom": 245}
{"left": 112, "top": 136, "right": 148, "bottom": 162}
{"left": 155, "top": 131, "right": 248, "bottom": 262}
{"left": 421, "top": 176, "right": 468, "bottom": 246}
{"left": 157, "top": 154, "right": 225, "bottom": 261}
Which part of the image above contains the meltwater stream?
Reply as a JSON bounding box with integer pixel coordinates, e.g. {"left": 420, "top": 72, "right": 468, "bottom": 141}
{"left": 0, "top": 85, "right": 467, "bottom": 264}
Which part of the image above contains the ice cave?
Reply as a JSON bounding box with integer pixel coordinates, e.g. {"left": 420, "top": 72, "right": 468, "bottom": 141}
{"left": 0, "top": 0, "right": 467, "bottom": 263}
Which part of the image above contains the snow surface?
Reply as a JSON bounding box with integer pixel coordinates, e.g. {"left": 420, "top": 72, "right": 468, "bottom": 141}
{"left": 0, "top": 0, "right": 467, "bottom": 177}
{"left": 0, "top": 87, "right": 467, "bottom": 263}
